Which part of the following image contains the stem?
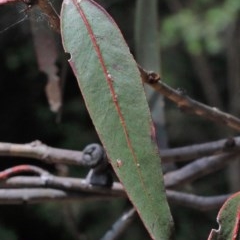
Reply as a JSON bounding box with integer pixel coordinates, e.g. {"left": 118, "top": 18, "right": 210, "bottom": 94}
{"left": 140, "top": 67, "right": 240, "bottom": 132}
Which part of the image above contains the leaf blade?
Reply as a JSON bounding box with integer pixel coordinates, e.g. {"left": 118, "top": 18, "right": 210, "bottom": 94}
{"left": 61, "top": 0, "right": 173, "bottom": 239}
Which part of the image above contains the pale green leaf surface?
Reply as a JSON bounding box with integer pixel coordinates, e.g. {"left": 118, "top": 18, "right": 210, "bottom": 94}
{"left": 60, "top": 0, "right": 173, "bottom": 239}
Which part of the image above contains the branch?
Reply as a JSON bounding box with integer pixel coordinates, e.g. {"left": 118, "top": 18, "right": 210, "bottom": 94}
{"left": 164, "top": 152, "right": 240, "bottom": 188}
{"left": 1, "top": 140, "right": 239, "bottom": 189}
{"left": 1, "top": 176, "right": 124, "bottom": 197}
{"left": 161, "top": 136, "right": 240, "bottom": 163}
{"left": 166, "top": 190, "right": 230, "bottom": 211}
{"left": 139, "top": 66, "right": 240, "bottom": 132}
{"left": 0, "top": 174, "right": 125, "bottom": 203}
{"left": 0, "top": 188, "right": 119, "bottom": 204}
{"left": 0, "top": 173, "right": 232, "bottom": 211}
{"left": 0, "top": 141, "right": 104, "bottom": 167}
{"left": 100, "top": 208, "right": 136, "bottom": 240}
{"left": 0, "top": 185, "right": 231, "bottom": 212}
{"left": 0, "top": 165, "right": 50, "bottom": 180}
{"left": 1, "top": 137, "right": 239, "bottom": 166}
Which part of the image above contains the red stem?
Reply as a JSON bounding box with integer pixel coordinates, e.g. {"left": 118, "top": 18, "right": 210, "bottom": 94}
{"left": 0, "top": 165, "right": 49, "bottom": 180}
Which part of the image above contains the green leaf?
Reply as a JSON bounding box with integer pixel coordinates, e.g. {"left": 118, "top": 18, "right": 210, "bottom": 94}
{"left": 208, "top": 192, "right": 240, "bottom": 240}
{"left": 60, "top": 0, "right": 173, "bottom": 239}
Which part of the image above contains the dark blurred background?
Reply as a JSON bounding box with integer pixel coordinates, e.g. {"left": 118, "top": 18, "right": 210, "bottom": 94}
{"left": 0, "top": 0, "right": 239, "bottom": 239}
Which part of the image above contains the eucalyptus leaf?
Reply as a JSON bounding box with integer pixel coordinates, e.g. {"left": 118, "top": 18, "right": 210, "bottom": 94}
{"left": 60, "top": 0, "right": 173, "bottom": 238}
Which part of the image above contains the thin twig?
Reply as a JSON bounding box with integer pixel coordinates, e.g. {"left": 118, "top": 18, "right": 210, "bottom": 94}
{"left": 166, "top": 190, "right": 230, "bottom": 211}
{"left": 1, "top": 137, "right": 239, "bottom": 166}
{"left": 100, "top": 208, "right": 136, "bottom": 240}
{"left": 0, "top": 185, "right": 231, "bottom": 212}
{"left": 0, "top": 174, "right": 232, "bottom": 211}
{"left": 1, "top": 176, "right": 124, "bottom": 197}
{"left": 139, "top": 66, "right": 240, "bottom": 132}
{"left": 0, "top": 165, "right": 50, "bottom": 180}
{"left": 161, "top": 136, "right": 240, "bottom": 163}
{"left": 0, "top": 188, "right": 116, "bottom": 204}
{"left": 0, "top": 141, "right": 103, "bottom": 167}
{"left": 164, "top": 152, "right": 240, "bottom": 188}
{"left": 0, "top": 140, "right": 239, "bottom": 190}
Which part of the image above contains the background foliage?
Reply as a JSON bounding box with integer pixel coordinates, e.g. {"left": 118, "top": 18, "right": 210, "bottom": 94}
{"left": 0, "top": 0, "right": 239, "bottom": 239}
